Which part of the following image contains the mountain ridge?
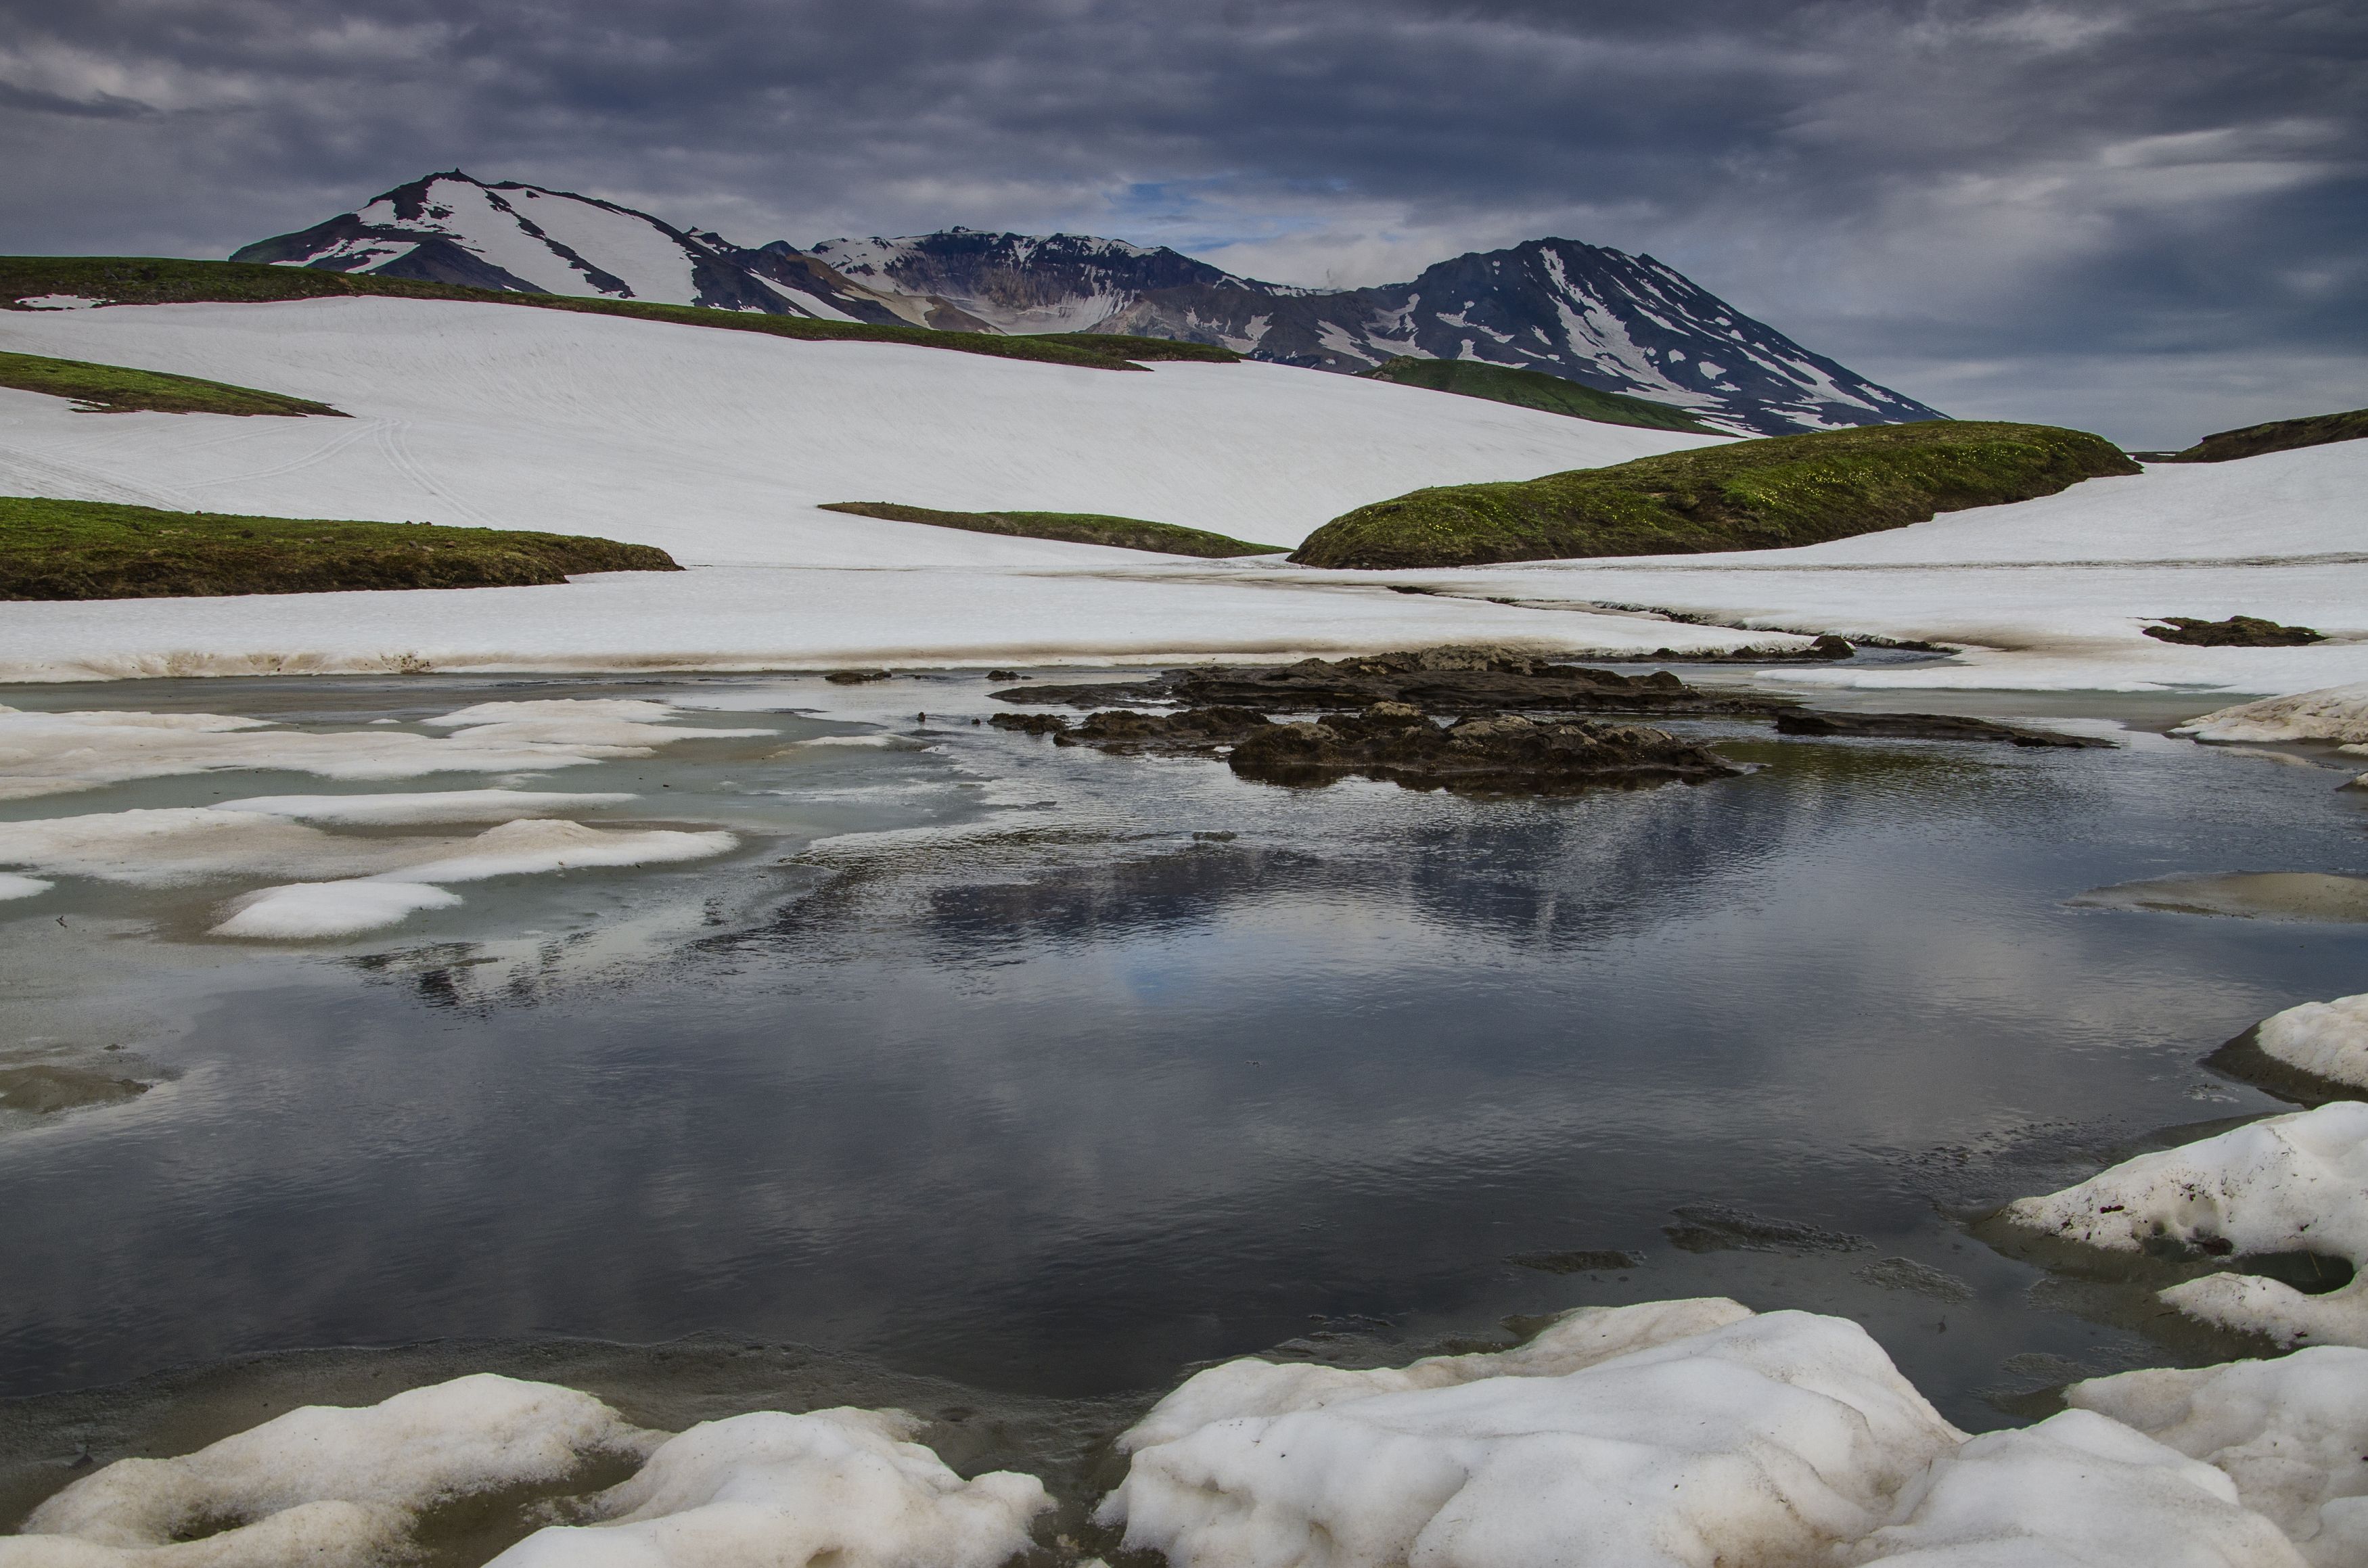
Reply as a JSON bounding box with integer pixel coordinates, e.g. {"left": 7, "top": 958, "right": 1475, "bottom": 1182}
{"left": 240, "top": 173, "right": 1946, "bottom": 436}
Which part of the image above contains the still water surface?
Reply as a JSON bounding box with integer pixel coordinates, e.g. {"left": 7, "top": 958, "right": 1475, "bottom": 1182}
{"left": 1, "top": 671, "right": 2364, "bottom": 1458}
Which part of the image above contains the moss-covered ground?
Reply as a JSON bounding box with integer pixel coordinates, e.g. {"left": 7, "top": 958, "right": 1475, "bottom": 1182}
{"left": 819, "top": 502, "right": 1283, "bottom": 558}
{"left": 1290, "top": 421, "right": 2138, "bottom": 569}
{"left": 2146, "top": 407, "right": 2368, "bottom": 464}
{"left": 0, "top": 257, "right": 1240, "bottom": 374}
{"left": 0, "top": 494, "right": 679, "bottom": 599}
{"left": 0, "top": 349, "right": 345, "bottom": 417}
{"left": 1357, "top": 357, "right": 1719, "bottom": 434}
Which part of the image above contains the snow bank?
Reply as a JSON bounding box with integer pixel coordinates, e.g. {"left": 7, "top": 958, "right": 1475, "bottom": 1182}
{"left": 214, "top": 789, "right": 636, "bottom": 825}
{"left": 210, "top": 821, "right": 738, "bottom": 938}
{"left": 1099, "top": 1299, "right": 1969, "bottom": 1568}
{"left": 0, "top": 701, "right": 756, "bottom": 802}
{"left": 0, "top": 871, "right": 51, "bottom": 900}
{"left": 2178, "top": 685, "right": 2368, "bottom": 745}
{"left": 0, "top": 807, "right": 415, "bottom": 885}
{"left": 488, "top": 1408, "right": 1049, "bottom": 1568}
{"left": 210, "top": 879, "right": 467, "bottom": 939}
{"left": 2071, "top": 1347, "right": 2368, "bottom": 1567}
{"left": 13, "top": 1373, "right": 655, "bottom": 1568}
{"left": 1841, "top": 1408, "right": 2305, "bottom": 1567}
{"left": 2253, "top": 995, "right": 2368, "bottom": 1093}
{"left": 2003, "top": 1103, "right": 2368, "bottom": 1346}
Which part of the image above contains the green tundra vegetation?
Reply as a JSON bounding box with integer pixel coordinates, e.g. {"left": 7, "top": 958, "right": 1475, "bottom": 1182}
{"left": 819, "top": 502, "right": 1285, "bottom": 558}
{"left": 0, "top": 494, "right": 678, "bottom": 599}
{"left": 1290, "top": 420, "right": 2139, "bottom": 569}
{"left": 2143, "top": 406, "right": 2368, "bottom": 464}
{"left": 0, "top": 349, "right": 346, "bottom": 417}
{"left": 0, "top": 256, "right": 1239, "bottom": 373}
{"left": 1358, "top": 356, "right": 1721, "bottom": 434}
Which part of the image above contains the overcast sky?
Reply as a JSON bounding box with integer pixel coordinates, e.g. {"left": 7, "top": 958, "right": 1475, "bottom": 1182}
{"left": 2, "top": 0, "right": 2361, "bottom": 445}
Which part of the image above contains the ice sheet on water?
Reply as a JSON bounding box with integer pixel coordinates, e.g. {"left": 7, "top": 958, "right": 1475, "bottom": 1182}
{"left": 2072, "top": 1347, "right": 2368, "bottom": 1567}
{"left": 213, "top": 790, "right": 636, "bottom": 825}
{"left": 488, "top": 1407, "right": 1049, "bottom": 1568}
{"left": 2004, "top": 1102, "right": 2368, "bottom": 1346}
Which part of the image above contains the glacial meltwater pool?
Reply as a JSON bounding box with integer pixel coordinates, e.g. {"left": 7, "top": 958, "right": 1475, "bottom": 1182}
{"left": 3, "top": 668, "right": 2365, "bottom": 1535}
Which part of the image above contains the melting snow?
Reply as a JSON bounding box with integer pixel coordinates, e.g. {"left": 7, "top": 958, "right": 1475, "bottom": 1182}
{"left": 2254, "top": 994, "right": 2368, "bottom": 1091}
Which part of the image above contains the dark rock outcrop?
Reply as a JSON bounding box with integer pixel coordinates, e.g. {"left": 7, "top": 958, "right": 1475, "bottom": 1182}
{"left": 2143, "top": 616, "right": 2324, "bottom": 647}
{"left": 1227, "top": 706, "right": 1740, "bottom": 793}
{"left": 993, "top": 645, "right": 1793, "bottom": 718}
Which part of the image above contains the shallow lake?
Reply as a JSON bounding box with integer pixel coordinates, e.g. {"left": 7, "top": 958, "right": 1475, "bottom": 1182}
{"left": 3, "top": 668, "right": 2365, "bottom": 1523}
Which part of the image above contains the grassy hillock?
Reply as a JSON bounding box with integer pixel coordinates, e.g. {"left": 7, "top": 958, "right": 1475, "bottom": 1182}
{"left": 2144, "top": 406, "right": 2368, "bottom": 464}
{"left": 0, "top": 257, "right": 1241, "bottom": 375}
{"left": 1358, "top": 357, "right": 1721, "bottom": 434}
{"left": 1, "top": 494, "right": 678, "bottom": 599}
{"left": 0, "top": 349, "right": 345, "bottom": 417}
{"left": 819, "top": 502, "right": 1284, "bottom": 558}
{"left": 1290, "top": 421, "right": 2137, "bottom": 569}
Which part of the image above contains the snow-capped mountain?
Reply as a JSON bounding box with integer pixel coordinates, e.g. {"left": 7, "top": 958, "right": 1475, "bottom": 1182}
{"left": 234, "top": 172, "right": 990, "bottom": 329}
{"left": 809, "top": 231, "right": 1942, "bottom": 435}
{"left": 242, "top": 174, "right": 1940, "bottom": 434}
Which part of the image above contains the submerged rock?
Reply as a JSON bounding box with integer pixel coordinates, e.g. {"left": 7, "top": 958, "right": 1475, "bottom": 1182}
{"left": 1775, "top": 710, "right": 2111, "bottom": 747}
{"left": 1227, "top": 706, "right": 1739, "bottom": 793}
{"left": 0, "top": 1064, "right": 147, "bottom": 1115}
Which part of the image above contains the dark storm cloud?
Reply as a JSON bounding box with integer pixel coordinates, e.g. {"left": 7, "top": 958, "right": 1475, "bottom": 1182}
{"left": 0, "top": 0, "right": 2361, "bottom": 442}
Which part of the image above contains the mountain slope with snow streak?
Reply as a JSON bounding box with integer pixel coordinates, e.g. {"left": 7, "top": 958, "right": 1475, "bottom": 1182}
{"left": 235, "top": 172, "right": 984, "bottom": 329}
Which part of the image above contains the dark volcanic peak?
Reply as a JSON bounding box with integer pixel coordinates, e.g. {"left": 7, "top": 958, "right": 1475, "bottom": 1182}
{"left": 240, "top": 173, "right": 1941, "bottom": 434}
{"left": 233, "top": 172, "right": 983, "bottom": 329}
{"left": 805, "top": 229, "right": 1298, "bottom": 336}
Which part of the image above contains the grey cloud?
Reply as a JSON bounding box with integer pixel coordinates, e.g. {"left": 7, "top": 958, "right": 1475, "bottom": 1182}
{"left": 0, "top": 0, "right": 2361, "bottom": 444}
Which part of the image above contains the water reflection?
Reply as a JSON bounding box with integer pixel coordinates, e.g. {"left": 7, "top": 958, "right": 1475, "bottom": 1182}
{"left": 0, "top": 678, "right": 2363, "bottom": 1444}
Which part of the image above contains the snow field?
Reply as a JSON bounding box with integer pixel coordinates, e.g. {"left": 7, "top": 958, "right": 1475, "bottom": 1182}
{"left": 2070, "top": 1347, "right": 2368, "bottom": 1567}
{"left": 6, "top": 297, "right": 2359, "bottom": 691}
{"left": 2252, "top": 995, "right": 2368, "bottom": 1092}
{"left": 0, "top": 699, "right": 750, "bottom": 936}
{"left": 2003, "top": 1103, "right": 2368, "bottom": 1347}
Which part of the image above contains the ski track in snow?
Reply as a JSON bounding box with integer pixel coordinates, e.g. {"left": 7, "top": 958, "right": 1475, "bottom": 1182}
{"left": 0, "top": 296, "right": 2363, "bottom": 692}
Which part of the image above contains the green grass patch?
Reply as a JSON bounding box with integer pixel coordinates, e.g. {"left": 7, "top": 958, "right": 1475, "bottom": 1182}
{"left": 0, "top": 256, "right": 1242, "bottom": 375}
{"left": 819, "top": 502, "right": 1284, "bottom": 558}
{"left": 2145, "top": 406, "right": 2368, "bottom": 464}
{"left": 0, "top": 494, "right": 678, "bottom": 600}
{"left": 0, "top": 349, "right": 345, "bottom": 417}
{"left": 1357, "top": 356, "right": 1720, "bottom": 434}
{"left": 1290, "top": 421, "right": 2139, "bottom": 569}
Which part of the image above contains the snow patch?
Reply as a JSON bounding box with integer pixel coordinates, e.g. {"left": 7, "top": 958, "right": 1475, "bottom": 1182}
{"left": 0, "top": 871, "right": 52, "bottom": 900}
{"left": 16, "top": 1373, "right": 655, "bottom": 1568}
{"left": 488, "top": 1408, "right": 1049, "bottom": 1568}
{"left": 2179, "top": 684, "right": 2368, "bottom": 745}
{"left": 1099, "top": 1299, "right": 1970, "bottom": 1568}
{"left": 2071, "top": 1347, "right": 2368, "bottom": 1567}
{"left": 2003, "top": 1102, "right": 2368, "bottom": 1346}
{"left": 212, "top": 879, "right": 466, "bottom": 939}
{"left": 14, "top": 294, "right": 104, "bottom": 310}
{"left": 2255, "top": 994, "right": 2368, "bottom": 1091}
{"left": 212, "top": 790, "right": 636, "bottom": 826}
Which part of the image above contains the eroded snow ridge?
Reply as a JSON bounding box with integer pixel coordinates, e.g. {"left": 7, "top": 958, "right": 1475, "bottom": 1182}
{"left": 8, "top": 1374, "right": 657, "bottom": 1568}
{"left": 488, "top": 1407, "right": 1049, "bottom": 1568}
{"left": 0, "top": 700, "right": 767, "bottom": 802}
{"left": 2072, "top": 1347, "right": 2368, "bottom": 1567}
{"left": 2178, "top": 684, "right": 2368, "bottom": 746}
{"left": 2253, "top": 995, "right": 2368, "bottom": 1093}
{"left": 2003, "top": 1103, "right": 2368, "bottom": 1346}
{"left": 1099, "top": 1299, "right": 1974, "bottom": 1568}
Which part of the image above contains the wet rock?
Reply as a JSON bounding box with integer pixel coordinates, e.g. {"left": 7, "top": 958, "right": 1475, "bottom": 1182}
{"left": 986, "top": 712, "right": 1071, "bottom": 737}
{"left": 1053, "top": 706, "right": 1273, "bottom": 753}
{"left": 991, "top": 645, "right": 1794, "bottom": 718}
{"left": 1775, "top": 710, "right": 2110, "bottom": 747}
{"left": 823, "top": 669, "right": 892, "bottom": 684}
{"left": 1224, "top": 706, "right": 1740, "bottom": 793}
{"left": 2144, "top": 615, "right": 2324, "bottom": 647}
